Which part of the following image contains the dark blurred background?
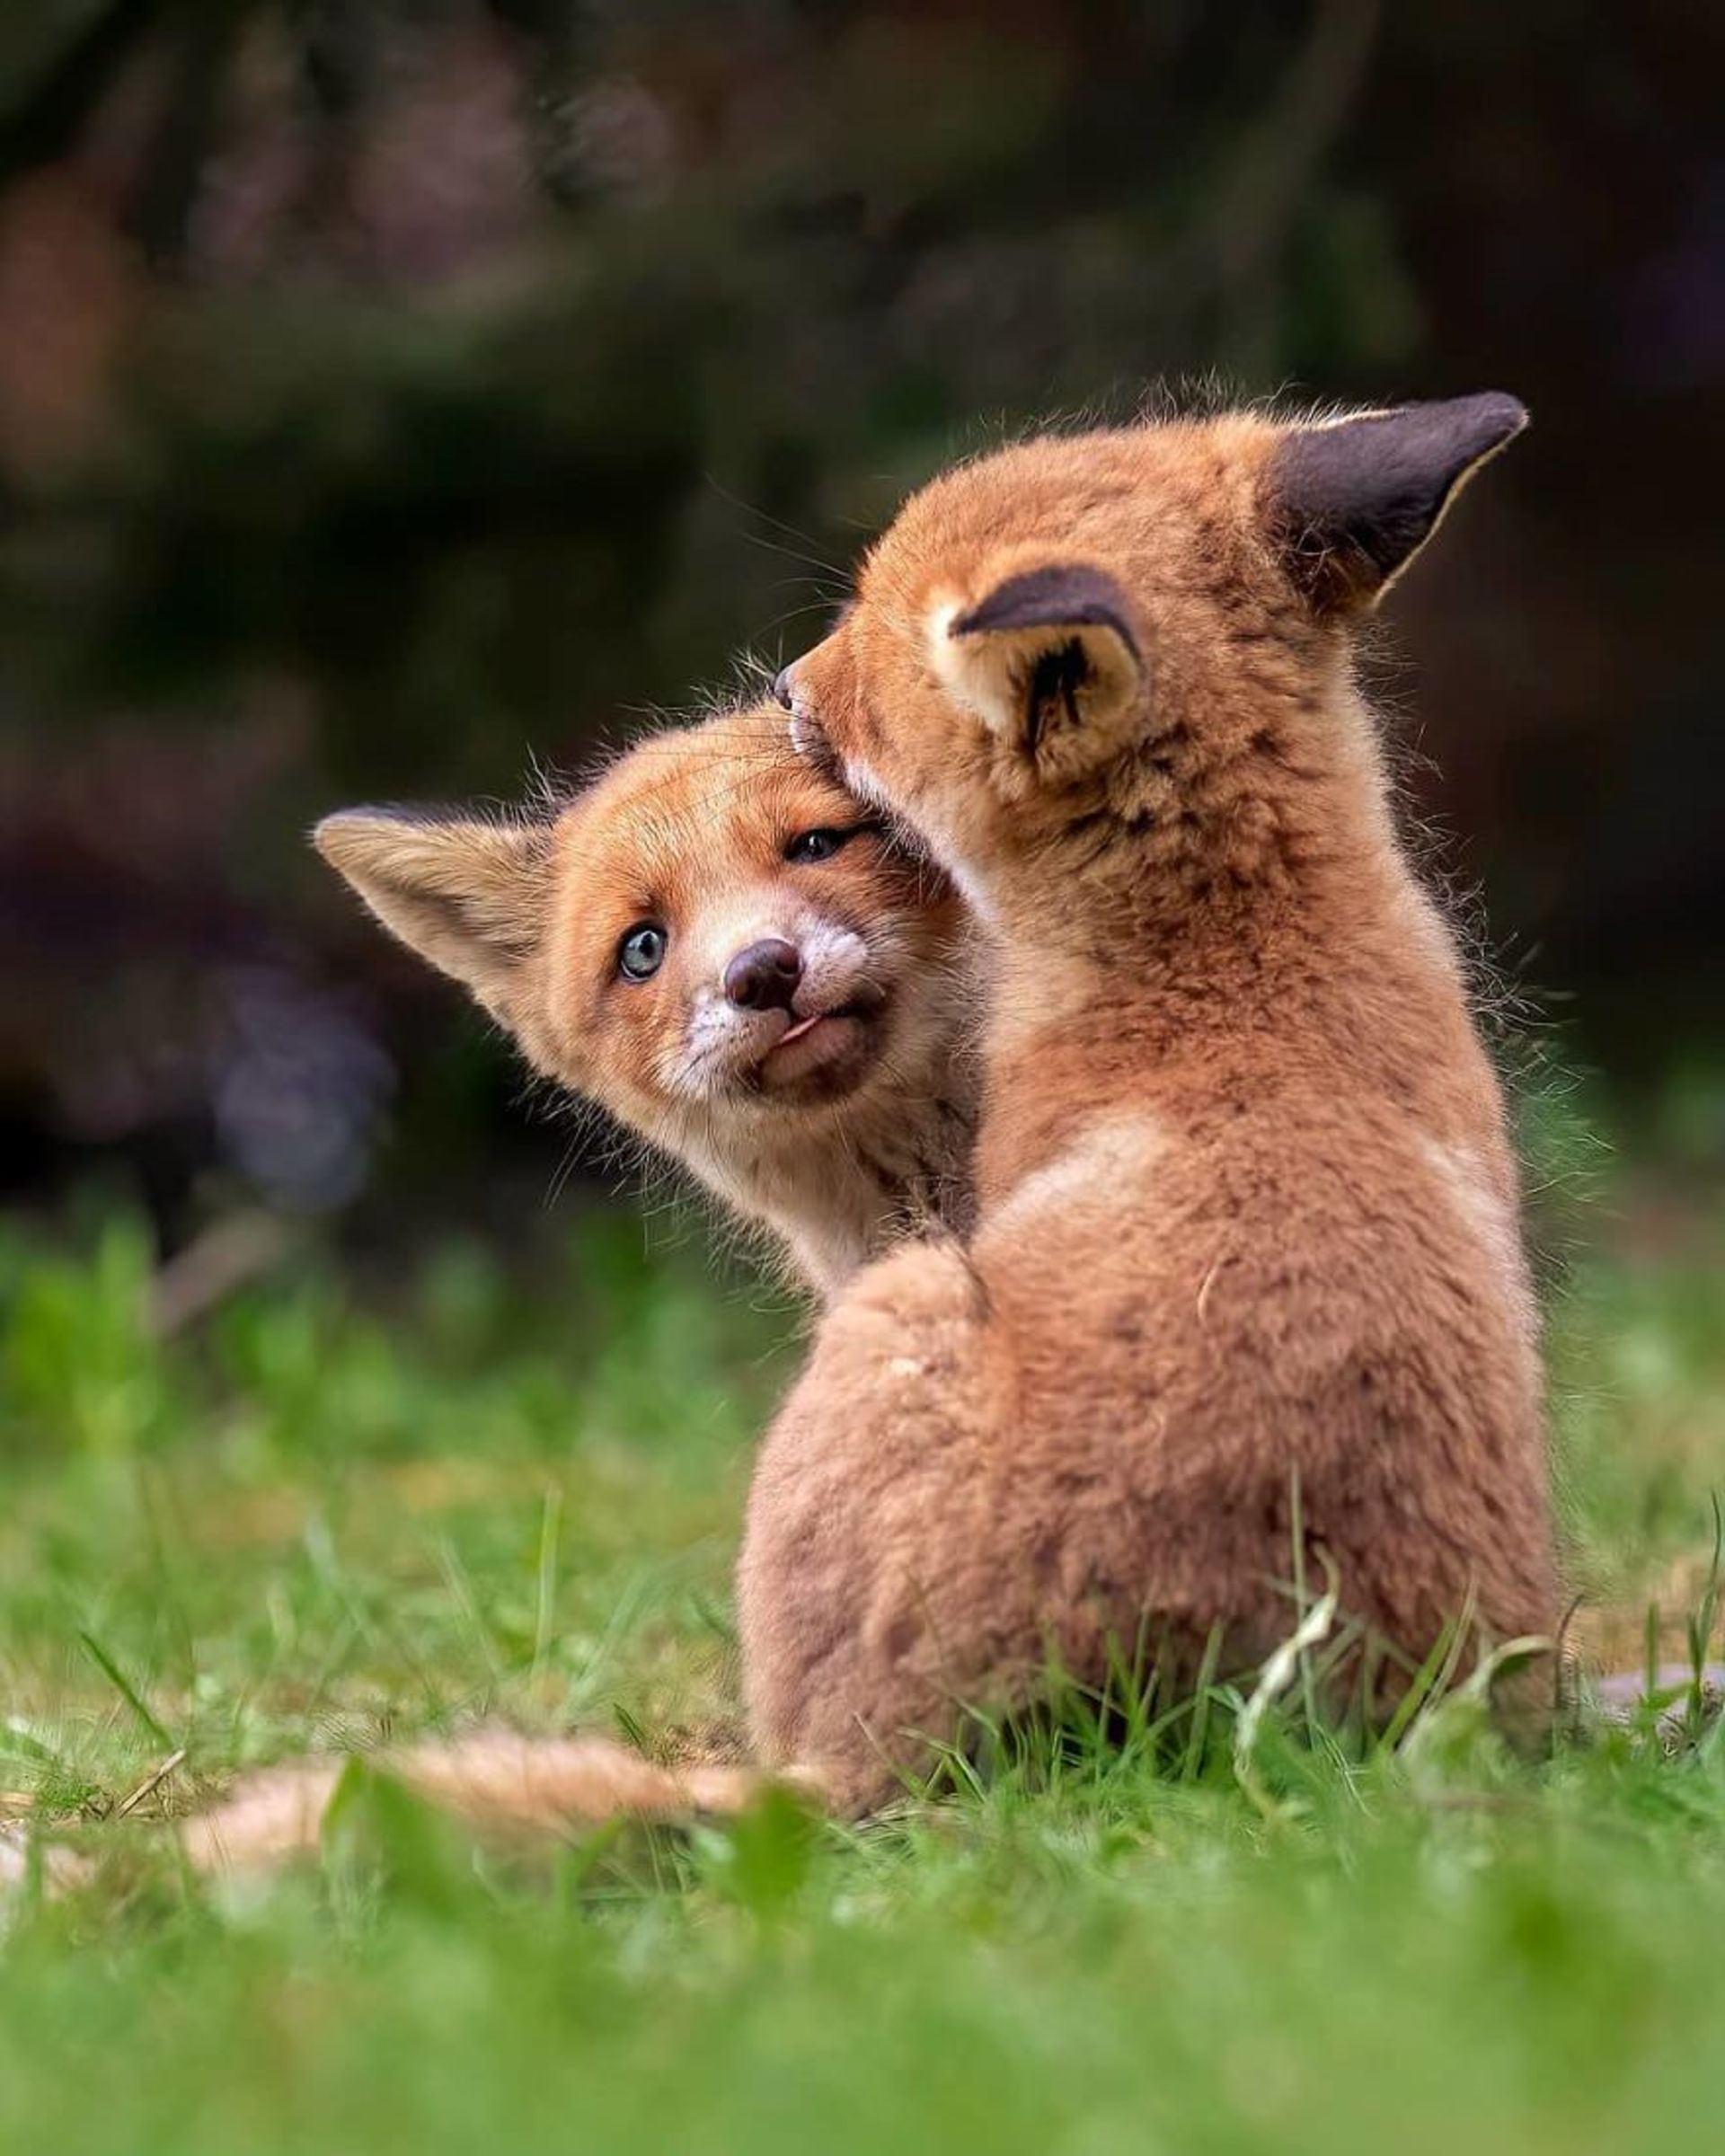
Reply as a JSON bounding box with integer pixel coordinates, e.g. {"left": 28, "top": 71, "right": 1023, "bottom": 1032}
{"left": 2, "top": 0, "right": 1721, "bottom": 1257}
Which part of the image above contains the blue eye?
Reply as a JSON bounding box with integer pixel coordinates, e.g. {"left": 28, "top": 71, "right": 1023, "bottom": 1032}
{"left": 617, "top": 923, "right": 668, "bottom": 981}
{"left": 785, "top": 827, "right": 849, "bottom": 864}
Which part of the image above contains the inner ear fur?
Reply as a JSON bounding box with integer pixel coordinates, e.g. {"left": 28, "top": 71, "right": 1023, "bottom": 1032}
{"left": 937, "top": 563, "right": 1143, "bottom": 774}
{"left": 314, "top": 808, "right": 553, "bottom": 1021}
{"left": 1265, "top": 391, "right": 1527, "bottom": 611}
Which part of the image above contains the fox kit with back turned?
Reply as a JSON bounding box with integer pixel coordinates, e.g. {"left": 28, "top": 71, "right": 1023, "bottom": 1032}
{"left": 316, "top": 704, "right": 979, "bottom": 1297}
{"left": 753, "top": 393, "right": 1561, "bottom": 1806}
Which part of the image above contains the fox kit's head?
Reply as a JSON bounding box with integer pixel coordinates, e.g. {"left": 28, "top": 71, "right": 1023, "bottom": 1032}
{"left": 774, "top": 395, "right": 1526, "bottom": 923}
{"left": 316, "top": 706, "right": 975, "bottom": 1285}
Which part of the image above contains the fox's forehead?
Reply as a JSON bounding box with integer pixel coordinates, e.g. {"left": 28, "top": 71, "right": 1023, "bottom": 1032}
{"left": 861, "top": 415, "right": 1274, "bottom": 600}
{"left": 548, "top": 709, "right": 857, "bottom": 921}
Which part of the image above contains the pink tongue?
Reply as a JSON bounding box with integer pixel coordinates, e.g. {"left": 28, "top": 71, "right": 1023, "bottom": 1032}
{"left": 777, "top": 1013, "right": 824, "bottom": 1047}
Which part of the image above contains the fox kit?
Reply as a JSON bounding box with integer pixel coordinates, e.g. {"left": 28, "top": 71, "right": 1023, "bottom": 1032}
{"left": 749, "top": 393, "right": 1561, "bottom": 1806}
{"left": 315, "top": 705, "right": 978, "bottom": 1295}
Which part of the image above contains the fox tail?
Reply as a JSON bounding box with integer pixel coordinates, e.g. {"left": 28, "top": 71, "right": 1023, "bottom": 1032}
{"left": 4, "top": 1729, "right": 799, "bottom": 1901}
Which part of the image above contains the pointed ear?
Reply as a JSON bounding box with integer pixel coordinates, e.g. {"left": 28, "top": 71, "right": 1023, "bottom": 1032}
{"left": 1266, "top": 392, "right": 1528, "bottom": 611}
{"left": 314, "top": 808, "right": 553, "bottom": 1022}
{"left": 934, "top": 564, "right": 1144, "bottom": 779}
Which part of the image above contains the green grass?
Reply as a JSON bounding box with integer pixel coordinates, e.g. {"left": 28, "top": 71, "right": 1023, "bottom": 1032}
{"left": 2, "top": 1170, "right": 1723, "bottom": 2155}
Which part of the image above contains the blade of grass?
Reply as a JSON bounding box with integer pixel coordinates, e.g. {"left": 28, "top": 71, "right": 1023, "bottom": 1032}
{"left": 1380, "top": 1588, "right": 1477, "bottom": 1754}
{"left": 78, "top": 1630, "right": 172, "bottom": 1749}
{"left": 1180, "top": 1623, "right": 1226, "bottom": 1782}
{"left": 1288, "top": 1469, "right": 1321, "bottom": 1734}
{"left": 1234, "top": 1551, "right": 1339, "bottom": 1817}
{"left": 532, "top": 1482, "right": 563, "bottom": 1680}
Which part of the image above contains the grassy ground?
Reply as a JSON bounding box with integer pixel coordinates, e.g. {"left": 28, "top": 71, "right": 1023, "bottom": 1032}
{"left": 2, "top": 1156, "right": 1722, "bottom": 2155}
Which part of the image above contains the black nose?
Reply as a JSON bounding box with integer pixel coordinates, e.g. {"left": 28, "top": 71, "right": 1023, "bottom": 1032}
{"left": 772, "top": 666, "right": 796, "bottom": 711}
{"left": 724, "top": 938, "right": 802, "bottom": 1012}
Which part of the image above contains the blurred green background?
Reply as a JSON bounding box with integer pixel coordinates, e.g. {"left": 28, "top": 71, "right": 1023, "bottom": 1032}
{"left": 2, "top": 0, "right": 1721, "bottom": 1250}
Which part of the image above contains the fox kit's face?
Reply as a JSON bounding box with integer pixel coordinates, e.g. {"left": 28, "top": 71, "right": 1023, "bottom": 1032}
{"left": 533, "top": 709, "right": 965, "bottom": 1134}
{"left": 315, "top": 705, "right": 967, "bottom": 1159}
{"left": 774, "top": 398, "right": 1526, "bottom": 918}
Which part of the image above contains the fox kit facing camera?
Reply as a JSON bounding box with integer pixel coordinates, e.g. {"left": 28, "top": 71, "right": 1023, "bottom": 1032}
{"left": 753, "top": 394, "right": 1561, "bottom": 1805}
{"left": 316, "top": 704, "right": 978, "bottom": 1295}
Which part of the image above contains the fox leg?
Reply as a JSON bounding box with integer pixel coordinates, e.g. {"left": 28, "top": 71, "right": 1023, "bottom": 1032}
{"left": 738, "top": 1240, "right": 1035, "bottom": 1813}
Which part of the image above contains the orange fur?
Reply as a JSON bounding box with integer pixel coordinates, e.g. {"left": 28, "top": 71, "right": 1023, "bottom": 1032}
{"left": 177, "top": 1732, "right": 770, "bottom": 1877}
{"left": 316, "top": 705, "right": 979, "bottom": 1296}
{"left": 4, "top": 1736, "right": 779, "bottom": 1890}
{"left": 748, "top": 396, "right": 1561, "bottom": 1807}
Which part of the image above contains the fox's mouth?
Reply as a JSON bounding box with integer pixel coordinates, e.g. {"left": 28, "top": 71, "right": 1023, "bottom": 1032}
{"left": 755, "top": 988, "right": 889, "bottom": 1100}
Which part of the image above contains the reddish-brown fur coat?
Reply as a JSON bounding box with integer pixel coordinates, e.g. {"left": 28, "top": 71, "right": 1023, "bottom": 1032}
{"left": 747, "top": 405, "right": 1560, "bottom": 1806}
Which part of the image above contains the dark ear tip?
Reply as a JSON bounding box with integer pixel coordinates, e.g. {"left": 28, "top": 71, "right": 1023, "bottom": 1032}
{"left": 950, "top": 563, "right": 1141, "bottom": 659}
{"left": 1443, "top": 390, "right": 1529, "bottom": 453}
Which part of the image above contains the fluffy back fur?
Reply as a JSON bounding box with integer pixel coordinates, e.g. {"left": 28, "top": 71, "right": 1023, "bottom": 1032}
{"left": 744, "top": 394, "right": 1560, "bottom": 1806}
